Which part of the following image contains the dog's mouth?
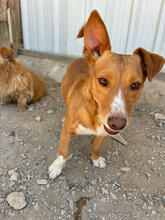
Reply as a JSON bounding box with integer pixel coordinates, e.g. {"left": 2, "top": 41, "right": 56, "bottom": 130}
{"left": 103, "top": 125, "right": 119, "bottom": 135}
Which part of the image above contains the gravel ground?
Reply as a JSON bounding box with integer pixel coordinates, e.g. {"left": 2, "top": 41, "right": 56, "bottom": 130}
{"left": 0, "top": 55, "right": 165, "bottom": 220}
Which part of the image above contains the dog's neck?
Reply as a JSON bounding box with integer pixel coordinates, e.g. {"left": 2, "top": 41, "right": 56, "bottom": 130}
{"left": 81, "top": 75, "right": 101, "bottom": 126}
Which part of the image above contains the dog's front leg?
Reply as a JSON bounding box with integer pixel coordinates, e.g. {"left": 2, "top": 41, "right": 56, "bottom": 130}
{"left": 91, "top": 136, "right": 106, "bottom": 168}
{"left": 17, "top": 94, "right": 29, "bottom": 112}
{"left": 48, "top": 120, "right": 72, "bottom": 179}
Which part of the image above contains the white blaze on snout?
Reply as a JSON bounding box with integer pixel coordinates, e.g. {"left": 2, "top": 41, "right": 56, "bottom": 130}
{"left": 111, "top": 89, "right": 126, "bottom": 116}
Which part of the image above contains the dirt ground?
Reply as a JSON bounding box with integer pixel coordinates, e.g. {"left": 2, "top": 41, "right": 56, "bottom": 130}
{"left": 0, "top": 55, "right": 165, "bottom": 220}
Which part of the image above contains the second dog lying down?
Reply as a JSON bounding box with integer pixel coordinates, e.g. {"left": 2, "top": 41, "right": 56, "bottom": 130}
{"left": 0, "top": 46, "right": 46, "bottom": 112}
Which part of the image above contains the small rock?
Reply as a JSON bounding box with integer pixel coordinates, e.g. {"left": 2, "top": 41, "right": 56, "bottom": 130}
{"left": 91, "top": 179, "right": 97, "bottom": 185}
{"left": 34, "top": 202, "right": 39, "bottom": 210}
{"left": 37, "top": 145, "right": 42, "bottom": 151}
{"left": 35, "top": 116, "right": 42, "bottom": 122}
{"left": 6, "top": 192, "right": 27, "bottom": 210}
{"left": 42, "top": 103, "right": 48, "bottom": 107}
{"left": 146, "top": 172, "right": 151, "bottom": 180}
{"left": 69, "top": 199, "right": 74, "bottom": 211}
{"left": 9, "top": 139, "right": 15, "bottom": 144}
{"left": 28, "top": 106, "right": 34, "bottom": 112}
{"left": 142, "top": 203, "right": 148, "bottom": 210}
{"left": 2, "top": 130, "right": 15, "bottom": 137}
{"left": 8, "top": 169, "right": 16, "bottom": 176}
{"left": 101, "top": 188, "right": 109, "bottom": 195}
{"left": 152, "top": 210, "right": 156, "bottom": 215}
{"left": 88, "top": 209, "right": 92, "bottom": 213}
{"left": 67, "top": 154, "right": 73, "bottom": 160}
{"left": 10, "top": 172, "right": 19, "bottom": 181}
{"left": 47, "top": 110, "right": 53, "bottom": 115}
{"left": 110, "top": 192, "right": 117, "bottom": 200}
{"left": 120, "top": 167, "right": 131, "bottom": 172}
{"left": 37, "top": 179, "right": 48, "bottom": 185}
{"left": 0, "top": 168, "right": 3, "bottom": 176}
{"left": 61, "top": 209, "right": 65, "bottom": 215}
{"left": 20, "top": 154, "right": 26, "bottom": 159}
{"left": 2, "top": 131, "right": 8, "bottom": 137}
{"left": 155, "top": 113, "right": 165, "bottom": 120}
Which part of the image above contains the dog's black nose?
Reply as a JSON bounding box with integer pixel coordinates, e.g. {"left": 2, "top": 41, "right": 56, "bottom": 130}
{"left": 108, "top": 116, "right": 127, "bottom": 130}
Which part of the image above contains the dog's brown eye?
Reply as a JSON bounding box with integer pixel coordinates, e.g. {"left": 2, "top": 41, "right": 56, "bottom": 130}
{"left": 130, "top": 82, "right": 141, "bottom": 90}
{"left": 98, "top": 78, "right": 108, "bottom": 87}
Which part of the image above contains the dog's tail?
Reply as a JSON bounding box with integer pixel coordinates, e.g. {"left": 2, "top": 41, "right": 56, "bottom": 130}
{"left": 77, "top": 24, "right": 85, "bottom": 38}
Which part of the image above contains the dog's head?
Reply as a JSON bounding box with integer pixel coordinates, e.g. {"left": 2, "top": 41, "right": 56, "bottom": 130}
{"left": 78, "top": 10, "right": 165, "bottom": 135}
{"left": 0, "top": 46, "right": 15, "bottom": 65}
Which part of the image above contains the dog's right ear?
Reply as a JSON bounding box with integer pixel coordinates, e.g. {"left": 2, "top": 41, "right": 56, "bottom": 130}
{"left": 77, "top": 25, "right": 85, "bottom": 38}
{"left": 81, "top": 10, "right": 111, "bottom": 64}
{"left": 0, "top": 46, "right": 15, "bottom": 63}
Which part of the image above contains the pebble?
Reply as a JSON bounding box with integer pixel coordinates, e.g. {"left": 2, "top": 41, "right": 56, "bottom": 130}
{"left": 28, "top": 106, "right": 34, "bottom": 112}
{"left": 101, "top": 188, "right": 109, "bottom": 195}
{"left": 8, "top": 169, "right": 16, "bottom": 176}
{"left": 35, "top": 116, "right": 42, "bottom": 122}
{"left": 20, "top": 154, "right": 26, "bottom": 159}
{"left": 37, "top": 145, "right": 42, "bottom": 151}
{"left": 9, "top": 139, "right": 15, "bottom": 144}
{"left": 34, "top": 202, "right": 39, "bottom": 210}
{"left": 155, "top": 113, "right": 165, "bottom": 120}
{"left": 37, "top": 179, "right": 48, "bottom": 185}
{"left": 2, "top": 130, "right": 15, "bottom": 137}
{"left": 61, "top": 209, "right": 65, "bottom": 215}
{"left": 120, "top": 167, "right": 131, "bottom": 172}
{"left": 142, "top": 202, "right": 148, "bottom": 210}
{"left": 2, "top": 131, "right": 9, "bottom": 137}
{"left": 110, "top": 192, "right": 117, "bottom": 200}
{"left": 47, "top": 110, "right": 53, "bottom": 115}
{"left": 69, "top": 199, "right": 74, "bottom": 211}
{"left": 6, "top": 192, "right": 27, "bottom": 210}
{"left": 10, "top": 172, "right": 19, "bottom": 181}
{"left": 91, "top": 179, "right": 97, "bottom": 185}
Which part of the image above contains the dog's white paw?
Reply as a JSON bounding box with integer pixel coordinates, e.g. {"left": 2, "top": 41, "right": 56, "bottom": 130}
{"left": 48, "top": 155, "right": 66, "bottom": 179}
{"left": 92, "top": 156, "right": 106, "bottom": 168}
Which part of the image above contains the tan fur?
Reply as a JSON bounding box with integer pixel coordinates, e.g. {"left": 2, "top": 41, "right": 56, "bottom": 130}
{"left": 0, "top": 46, "right": 46, "bottom": 111}
{"left": 49, "top": 10, "right": 164, "bottom": 179}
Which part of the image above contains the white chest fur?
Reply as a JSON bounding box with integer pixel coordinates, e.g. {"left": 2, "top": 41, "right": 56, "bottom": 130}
{"left": 76, "top": 124, "right": 107, "bottom": 136}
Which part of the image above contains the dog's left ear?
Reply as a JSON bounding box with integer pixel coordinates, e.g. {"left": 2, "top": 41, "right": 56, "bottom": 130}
{"left": 0, "top": 46, "right": 15, "bottom": 63}
{"left": 134, "top": 48, "right": 165, "bottom": 82}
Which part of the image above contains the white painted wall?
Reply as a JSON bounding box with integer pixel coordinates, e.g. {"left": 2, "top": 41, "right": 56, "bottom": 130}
{"left": 20, "top": 0, "right": 165, "bottom": 70}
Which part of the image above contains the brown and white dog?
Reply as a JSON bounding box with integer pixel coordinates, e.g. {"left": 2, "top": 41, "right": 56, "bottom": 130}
{"left": 0, "top": 46, "right": 46, "bottom": 111}
{"left": 49, "top": 10, "right": 165, "bottom": 179}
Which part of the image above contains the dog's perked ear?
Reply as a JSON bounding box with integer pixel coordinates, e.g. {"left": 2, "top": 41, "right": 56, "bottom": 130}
{"left": 0, "top": 46, "right": 15, "bottom": 63}
{"left": 134, "top": 48, "right": 165, "bottom": 82}
{"left": 77, "top": 25, "right": 85, "bottom": 38}
{"left": 81, "top": 10, "right": 111, "bottom": 63}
